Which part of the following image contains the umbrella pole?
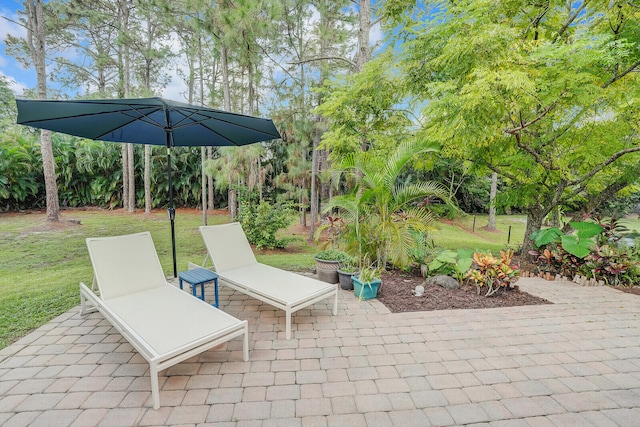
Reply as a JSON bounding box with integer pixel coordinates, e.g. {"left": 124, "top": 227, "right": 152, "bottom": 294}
{"left": 166, "top": 135, "right": 178, "bottom": 278}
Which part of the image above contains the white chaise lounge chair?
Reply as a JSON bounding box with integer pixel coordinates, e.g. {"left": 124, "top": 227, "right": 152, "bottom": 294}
{"left": 199, "top": 223, "right": 338, "bottom": 340}
{"left": 79, "top": 232, "right": 249, "bottom": 409}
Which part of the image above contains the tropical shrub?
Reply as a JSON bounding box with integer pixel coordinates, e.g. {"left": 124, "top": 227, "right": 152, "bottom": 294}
{"left": 427, "top": 249, "right": 474, "bottom": 283}
{"left": 527, "top": 219, "right": 640, "bottom": 285}
{"left": 529, "top": 221, "right": 603, "bottom": 258}
{"left": 237, "top": 193, "right": 295, "bottom": 250}
{"left": 466, "top": 250, "right": 520, "bottom": 297}
{"left": 528, "top": 221, "right": 603, "bottom": 275}
{"left": 580, "top": 245, "right": 640, "bottom": 286}
{"left": 0, "top": 131, "right": 40, "bottom": 210}
{"left": 324, "top": 140, "right": 454, "bottom": 270}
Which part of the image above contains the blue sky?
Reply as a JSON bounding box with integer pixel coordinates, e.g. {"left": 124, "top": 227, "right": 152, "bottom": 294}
{"left": 0, "top": 0, "right": 32, "bottom": 95}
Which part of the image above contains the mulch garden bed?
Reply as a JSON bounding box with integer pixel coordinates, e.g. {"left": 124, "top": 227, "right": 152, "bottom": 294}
{"left": 376, "top": 269, "right": 552, "bottom": 314}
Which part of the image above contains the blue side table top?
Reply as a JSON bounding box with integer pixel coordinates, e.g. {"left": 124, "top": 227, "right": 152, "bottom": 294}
{"left": 178, "top": 268, "right": 218, "bottom": 284}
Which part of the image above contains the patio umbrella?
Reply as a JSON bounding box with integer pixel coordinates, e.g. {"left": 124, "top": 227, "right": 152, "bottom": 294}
{"left": 16, "top": 97, "right": 281, "bottom": 277}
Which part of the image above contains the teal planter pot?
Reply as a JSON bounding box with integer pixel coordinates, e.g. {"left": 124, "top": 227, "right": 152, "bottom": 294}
{"left": 352, "top": 276, "right": 382, "bottom": 300}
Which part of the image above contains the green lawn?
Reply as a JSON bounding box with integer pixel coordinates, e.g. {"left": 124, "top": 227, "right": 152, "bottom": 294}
{"left": 0, "top": 209, "right": 550, "bottom": 349}
{"left": 429, "top": 214, "right": 527, "bottom": 252}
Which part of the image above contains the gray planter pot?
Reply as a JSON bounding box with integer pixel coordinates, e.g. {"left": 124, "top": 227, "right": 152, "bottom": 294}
{"left": 337, "top": 268, "right": 359, "bottom": 290}
{"left": 314, "top": 258, "right": 341, "bottom": 283}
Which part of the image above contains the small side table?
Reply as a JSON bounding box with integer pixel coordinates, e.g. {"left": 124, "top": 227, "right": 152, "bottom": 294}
{"left": 178, "top": 268, "right": 219, "bottom": 308}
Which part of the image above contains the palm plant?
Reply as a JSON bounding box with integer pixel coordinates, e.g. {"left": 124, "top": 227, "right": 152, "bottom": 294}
{"left": 325, "top": 140, "right": 454, "bottom": 270}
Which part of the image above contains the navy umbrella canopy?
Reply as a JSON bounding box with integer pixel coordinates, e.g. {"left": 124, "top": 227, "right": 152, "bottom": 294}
{"left": 16, "top": 97, "right": 281, "bottom": 276}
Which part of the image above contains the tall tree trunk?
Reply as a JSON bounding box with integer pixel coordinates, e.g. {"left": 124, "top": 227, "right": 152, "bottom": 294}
{"left": 229, "top": 188, "right": 237, "bottom": 219}
{"left": 39, "top": 130, "right": 59, "bottom": 220}
{"left": 198, "top": 35, "right": 207, "bottom": 225}
{"left": 27, "top": 0, "right": 59, "bottom": 221}
{"left": 309, "top": 3, "right": 333, "bottom": 241}
{"left": 487, "top": 171, "right": 497, "bottom": 230}
{"left": 356, "top": 0, "right": 371, "bottom": 71}
{"left": 118, "top": 0, "right": 134, "bottom": 211}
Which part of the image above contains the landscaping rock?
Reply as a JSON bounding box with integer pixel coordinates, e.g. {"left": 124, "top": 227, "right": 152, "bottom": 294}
{"left": 424, "top": 275, "right": 460, "bottom": 290}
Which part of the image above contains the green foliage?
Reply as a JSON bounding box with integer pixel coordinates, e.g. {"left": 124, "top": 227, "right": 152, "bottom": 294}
{"left": 317, "top": 52, "right": 412, "bottom": 160}
{"left": 236, "top": 193, "right": 295, "bottom": 250}
{"left": 324, "top": 140, "right": 455, "bottom": 270}
{"left": 0, "top": 131, "right": 40, "bottom": 210}
{"left": 582, "top": 245, "right": 640, "bottom": 286}
{"left": 527, "top": 219, "right": 640, "bottom": 285}
{"left": 383, "top": 0, "right": 640, "bottom": 252}
{"left": 338, "top": 255, "right": 359, "bottom": 273}
{"left": 0, "top": 128, "right": 210, "bottom": 211}
{"left": 313, "top": 215, "right": 346, "bottom": 250}
{"left": 353, "top": 258, "right": 383, "bottom": 301}
{"left": 529, "top": 228, "right": 564, "bottom": 248}
{"left": 427, "top": 249, "right": 474, "bottom": 283}
{"left": 0, "top": 75, "right": 16, "bottom": 127}
{"left": 314, "top": 249, "right": 349, "bottom": 262}
{"left": 530, "top": 221, "right": 604, "bottom": 259}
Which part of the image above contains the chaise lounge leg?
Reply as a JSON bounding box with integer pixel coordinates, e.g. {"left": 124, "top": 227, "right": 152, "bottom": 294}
{"left": 150, "top": 363, "right": 160, "bottom": 410}
{"left": 80, "top": 290, "right": 86, "bottom": 316}
{"left": 333, "top": 286, "right": 338, "bottom": 315}
{"left": 242, "top": 321, "right": 249, "bottom": 361}
{"left": 286, "top": 310, "right": 292, "bottom": 340}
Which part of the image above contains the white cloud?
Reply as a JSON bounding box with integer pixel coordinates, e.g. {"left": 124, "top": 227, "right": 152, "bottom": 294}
{"left": 370, "top": 19, "right": 383, "bottom": 46}
{"left": 162, "top": 66, "right": 189, "bottom": 102}
{"left": 0, "top": 70, "right": 28, "bottom": 96}
{"left": 0, "top": 9, "right": 27, "bottom": 40}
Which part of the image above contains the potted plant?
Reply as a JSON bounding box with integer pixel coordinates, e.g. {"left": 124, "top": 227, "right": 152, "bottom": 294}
{"left": 314, "top": 249, "right": 349, "bottom": 283}
{"left": 337, "top": 257, "right": 359, "bottom": 290}
{"left": 352, "top": 262, "right": 382, "bottom": 301}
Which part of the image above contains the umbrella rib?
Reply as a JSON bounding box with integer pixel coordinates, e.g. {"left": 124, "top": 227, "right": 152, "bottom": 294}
{"left": 170, "top": 109, "right": 279, "bottom": 145}
{"left": 91, "top": 106, "right": 166, "bottom": 140}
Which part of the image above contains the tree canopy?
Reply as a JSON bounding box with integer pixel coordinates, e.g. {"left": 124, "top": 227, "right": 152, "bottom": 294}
{"left": 380, "top": 0, "right": 640, "bottom": 251}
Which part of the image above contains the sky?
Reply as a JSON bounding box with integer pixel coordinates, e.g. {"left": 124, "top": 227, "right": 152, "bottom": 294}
{"left": 0, "top": 0, "right": 383, "bottom": 102}
{"left": 0, "top": 0, "right": 31, "bottom": 96}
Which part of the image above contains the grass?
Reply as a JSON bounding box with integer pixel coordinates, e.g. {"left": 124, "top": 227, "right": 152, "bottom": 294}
{"left": 429, "top": 213, "right": 527, "bottom": 252}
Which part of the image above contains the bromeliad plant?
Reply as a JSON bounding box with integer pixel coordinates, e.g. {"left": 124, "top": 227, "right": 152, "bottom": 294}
{"left": 466, "top": 249, "right": 520, "bottom": 297}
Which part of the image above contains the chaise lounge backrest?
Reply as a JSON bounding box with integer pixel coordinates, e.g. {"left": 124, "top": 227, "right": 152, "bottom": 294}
{"left": 200, "top": 222, "right": 258, "bottom": 273}
{"left": 87, "top": 232, "right": 166, "bottom": 300}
